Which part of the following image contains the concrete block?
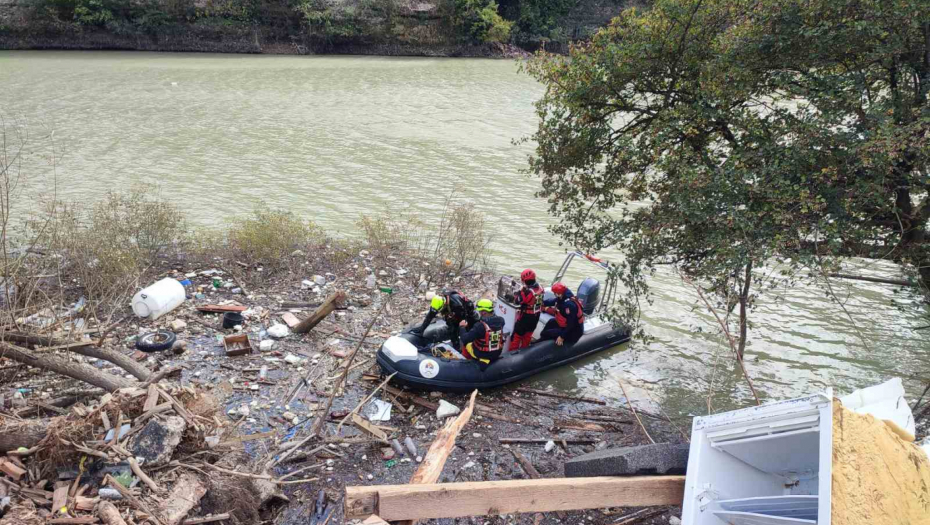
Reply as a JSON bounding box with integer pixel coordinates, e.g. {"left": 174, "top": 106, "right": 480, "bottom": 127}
{"left": 563, "top": 442, "right": 689, "bottom": 477}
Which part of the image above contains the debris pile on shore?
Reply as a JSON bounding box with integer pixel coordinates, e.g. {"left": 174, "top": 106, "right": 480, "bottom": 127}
{"left": 0, "top": 246, "right": 681, "bottom": 525}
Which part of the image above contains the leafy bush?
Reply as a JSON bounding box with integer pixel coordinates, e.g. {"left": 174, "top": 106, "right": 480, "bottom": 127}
{"left": 455, "top": 0, "right": 512, "bottom": 43}
{"left": 357, "top": 192, "right": 494, "bottom": 283}
{"left": 224, "top": 207, "right": 322, "bottom": 269}
{"left": 36, "top": 187, "right": 186, "bottom": 306}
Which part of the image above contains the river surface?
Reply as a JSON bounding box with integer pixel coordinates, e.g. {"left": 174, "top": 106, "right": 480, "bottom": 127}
{"left": 2, "top": 50, "right": 928, "bottom": 422}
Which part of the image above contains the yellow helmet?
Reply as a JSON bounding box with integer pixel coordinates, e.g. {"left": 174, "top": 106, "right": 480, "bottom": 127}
{"left": 476, "top": 299, "right": 494, "bottom": 313}
{"left": 430, "top": 295, "right": 445, "bottom": 311}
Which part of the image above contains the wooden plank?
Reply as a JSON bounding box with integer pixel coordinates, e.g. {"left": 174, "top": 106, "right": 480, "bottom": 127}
{"left": 510, "top": 449, "right": 565, "bottom": 519}
{"left": 515, "top": 388, "right": 607, "bottom": 405}
{"left": 344, "top": 476, "right": 686, "bottom": 520}
{"left": 552, "top": 418, "right": 608, "bottom": 432}
{"left": 52, "top": 481, "right": 69, "bottom": 514}
{"left": 196, "top": 304, "right": 247, "bottom": 313}
{"left": 410, "top": 390, "right": 477, "bottom": 485}
{"left": 181, "top": 514, "right": 231, "bottom": 525}
{"left": 361, "top": 516, "right": 390, "bottom": 525}
{"left": 48, "top": 518, "right": 100, "bottom": 524}
{"left": 281, "top": 312, "right": 301, "bottom": 328}
{"left": 293, "top": 291, "right": 346, "bottom": 334}
{"left": 143, "top": 384, "right": 160, "bottom": 413}
{"left": 0, "top": 458, "right": 27, "bottom": 481}
{"left": 499, "top": 438, "right": 596, "bottom": 445}
{"left": 350, "top": 413, "right": 387, "bottom": 442}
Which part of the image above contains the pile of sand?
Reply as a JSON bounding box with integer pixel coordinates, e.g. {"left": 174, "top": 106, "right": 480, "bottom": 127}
{"left": 832, "top": 402, "right": 930, "bottom": 524}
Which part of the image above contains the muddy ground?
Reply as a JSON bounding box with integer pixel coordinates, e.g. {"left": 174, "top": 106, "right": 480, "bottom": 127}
{"left": 1, "top": 248, "right": 684, "bottom": 525}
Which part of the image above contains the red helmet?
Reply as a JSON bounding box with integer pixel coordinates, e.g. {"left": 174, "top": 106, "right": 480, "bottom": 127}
{"left": 520, "top": 269, "right": 536, "bottom": 282}
{"left": 551, "top": 282, "right": 567, "bottom": 295}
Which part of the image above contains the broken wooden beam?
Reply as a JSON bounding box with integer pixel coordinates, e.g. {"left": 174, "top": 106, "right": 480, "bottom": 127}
{"left": 161, "top": 472, "right": 207, "bottom": 525}
{"left": 499, "top": 438, "right": 597, "bottom": 445}
{"left": 181, "top": 514, "right": 231, "bottom": 525}
{"left": 515, "top": 388, "right": 607, "bottom": 405}
{"left": 196, "top": 305, "right": 247, "bottom": 314}
{"left": 293, "top": 291, "right": 346, "bottom": 334}
{"left": 345, "top": 476, "right": 686, "bottom": 520}
{"left": 98, "top": 500, "right": 129, "bottom": 525}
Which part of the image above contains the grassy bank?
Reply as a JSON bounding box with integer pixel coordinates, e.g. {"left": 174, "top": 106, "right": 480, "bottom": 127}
{"left": 3, "top": 182, "right": 494, "bottom": 325}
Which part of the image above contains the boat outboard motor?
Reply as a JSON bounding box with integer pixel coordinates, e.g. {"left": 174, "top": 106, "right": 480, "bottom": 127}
{"left": 575, "top": 278, "right": 600, "bottom": 315}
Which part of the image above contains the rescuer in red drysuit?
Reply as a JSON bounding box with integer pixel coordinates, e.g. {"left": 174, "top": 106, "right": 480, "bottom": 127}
{"left": 509, "top": 268, "right": 544, "bottom": 352}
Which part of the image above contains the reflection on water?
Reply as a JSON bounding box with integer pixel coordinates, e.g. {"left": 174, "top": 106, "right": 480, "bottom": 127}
{"left": 2, "top": 50, "right": 928, "bottom": 420}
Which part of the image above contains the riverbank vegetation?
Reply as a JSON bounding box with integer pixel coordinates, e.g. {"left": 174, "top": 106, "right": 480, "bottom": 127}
{"left": 0, "top": 0, "right": 628, "bottom": 53}
{"left": 524, "top": 0, "right": 930, "bottom": 355}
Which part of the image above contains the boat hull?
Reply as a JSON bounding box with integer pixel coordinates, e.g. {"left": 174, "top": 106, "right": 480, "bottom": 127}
{"left": 376, "top": 318, "right": 631, "bottom": 392}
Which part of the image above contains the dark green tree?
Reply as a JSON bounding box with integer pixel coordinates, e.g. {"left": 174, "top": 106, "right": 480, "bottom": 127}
{"left": 523, "top": 0, "right": 930, "bottom": 355}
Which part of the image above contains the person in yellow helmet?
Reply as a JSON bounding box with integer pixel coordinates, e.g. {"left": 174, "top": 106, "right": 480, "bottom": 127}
{"left": 410, "top": 289, "right": 479, "bottom": 350}
{"left": 459, "top": 298, "right": 505, "bottom": 370}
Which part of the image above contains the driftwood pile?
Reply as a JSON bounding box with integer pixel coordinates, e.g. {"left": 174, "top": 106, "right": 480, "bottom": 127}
{"left": 0, "top": 382, "right": 302, "bottom": 525}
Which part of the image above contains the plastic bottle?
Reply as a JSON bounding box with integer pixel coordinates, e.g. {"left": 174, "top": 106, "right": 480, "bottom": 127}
{"left": 366, "top": 273, "right": 376, "bottom": 289}
{"left": 131, "top": 278, "right": 185, "bottom": 320}
{"left": 259, "top": 365, "right": 268, "bottom": 380}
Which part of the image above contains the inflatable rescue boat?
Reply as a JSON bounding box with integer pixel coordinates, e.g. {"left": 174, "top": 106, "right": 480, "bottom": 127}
{"left": 376, "top": 252, "right": 631, "bottom": 392}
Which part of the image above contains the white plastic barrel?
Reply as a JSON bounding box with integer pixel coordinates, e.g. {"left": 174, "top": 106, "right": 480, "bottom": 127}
{"left": 132, "top": 278, "right": 185, "bottom": 320}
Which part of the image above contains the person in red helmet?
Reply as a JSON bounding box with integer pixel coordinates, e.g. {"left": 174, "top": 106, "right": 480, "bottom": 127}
{"left": 509, "top": 269, "right": 544, "bottom": 351}
{"left": 540, "top": 282, "right": 585, "bottom": 347}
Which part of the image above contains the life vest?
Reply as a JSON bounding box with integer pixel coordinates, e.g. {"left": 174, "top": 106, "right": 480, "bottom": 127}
{"left": 441, "top": 291, "right": 473, "bottom": 320}
{"left": 553, "top": 297, "right": 585, "bottom": 328}
{"left": 472, "top": 320, "right": 504, "bottom": 360}
{"left": 518, "top": 284, "right": 544, "bottom": 315}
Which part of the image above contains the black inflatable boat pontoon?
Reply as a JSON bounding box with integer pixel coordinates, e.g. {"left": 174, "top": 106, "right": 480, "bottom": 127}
{"left": 376, "top": 252, "right": 631, "bottom": 392}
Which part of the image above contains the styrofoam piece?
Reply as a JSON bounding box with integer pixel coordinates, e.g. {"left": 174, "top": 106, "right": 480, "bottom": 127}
{"left": 718, "top": 496, "right": 818, "bottom": 520}
{"left": 839, "top": 377, "right": 904, "bottom": 410}
{"left": 840, "top": 378, "right": 915, "bottom": 437}
{"left": 713, "top": 511, "right": 815, "bottom": 525}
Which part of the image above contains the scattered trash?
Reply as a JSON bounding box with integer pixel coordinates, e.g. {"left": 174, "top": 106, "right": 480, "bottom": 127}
{"left": 136, "top": 330, "right": 177, "bottom": 352}
{"left": 404, "top": 436, "right": 418, "bottom": 457}
{"left": 223, "top": 333, "right": 253, "bottom": 357}
{"left": 365, "top": 399, "right": 392, "bottom": 422}
{"left": 103, "top": 423, "right": 131, "bottom": 442}
{"left": 267, "top": 324, "right": 289, "bottom": 339}
{"left": 544, "top": 440, "right": 556, "bottom": 453}
{"left": 436, "top": 399, "right": 461, "bottom": 419}
{"left": 132, "top": 278, "right": 186, "bottom": 319}
{"left": 223, "top": 311, "right": 244, "bottom": 328}
{"left": 169, "top": 319, "right": 187, "bottom": 331}
{"left": 259, "top": 339, "right": 275, "bottom": 351}
{"left": 391, "top": 439, "right": 405, "bottom": 457}
{"left": 284, "top": 354, "right": 302, "bottom": 365}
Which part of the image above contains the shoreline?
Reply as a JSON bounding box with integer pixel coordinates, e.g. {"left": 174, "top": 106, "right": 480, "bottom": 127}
{"left": 0, "top": 29, "right": 540, "bottom": 58}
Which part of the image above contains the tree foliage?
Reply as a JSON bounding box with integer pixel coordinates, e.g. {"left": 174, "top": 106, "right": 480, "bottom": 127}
{"left": 455, "top": 0, "right": 514, "bottom": 43}
{"left": 523, "top": 0, "right": 930, "bottom": 340}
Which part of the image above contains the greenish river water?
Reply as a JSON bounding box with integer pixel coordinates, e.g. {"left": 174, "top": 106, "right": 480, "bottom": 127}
{"left": 2, "top": 50, "right": 928, "bottom": 422}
